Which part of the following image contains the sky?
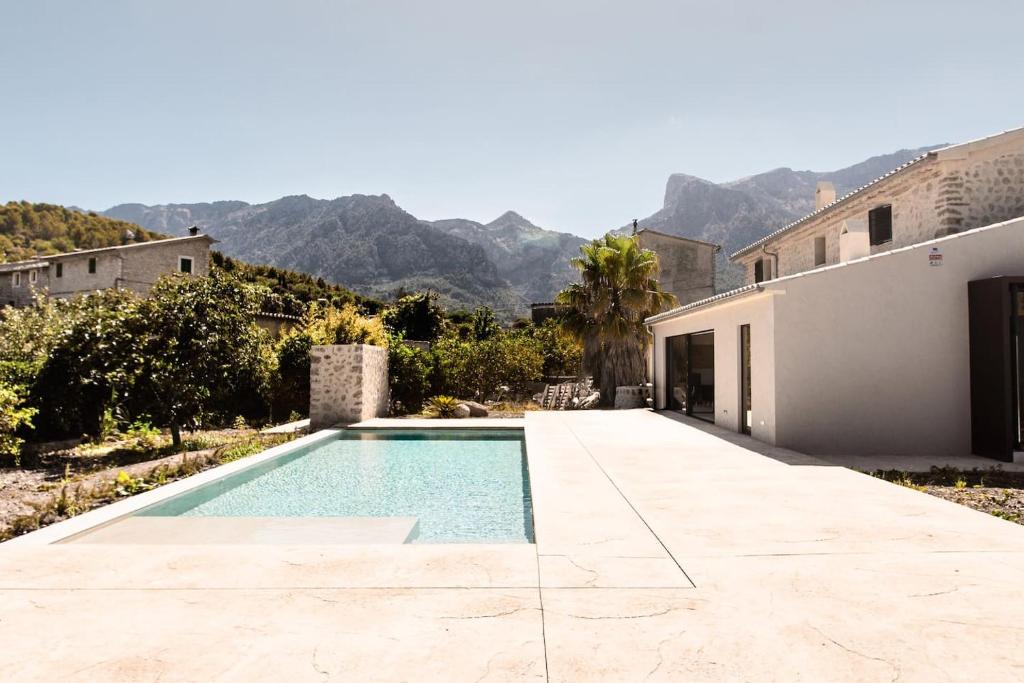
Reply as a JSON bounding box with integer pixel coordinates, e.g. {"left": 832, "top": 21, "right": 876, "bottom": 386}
{"left": 2, "top": 0, "right": 1023, "bottom": 237}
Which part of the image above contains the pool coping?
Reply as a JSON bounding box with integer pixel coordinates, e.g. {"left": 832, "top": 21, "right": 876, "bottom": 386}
{"left": 3, "top": 419, "right": 528, "bottom": 548}
{"left": 2, "top": 428, "right": 342, "bottom": 548}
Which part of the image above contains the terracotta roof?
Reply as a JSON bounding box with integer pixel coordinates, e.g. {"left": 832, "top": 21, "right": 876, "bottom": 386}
{"left": 42, "top": 234, "right": 217, "bottom": 260}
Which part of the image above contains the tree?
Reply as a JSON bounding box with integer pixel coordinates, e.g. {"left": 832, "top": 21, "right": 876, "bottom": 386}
{"left": 556, "top": 234, "right": 676, "bottom": 404}
{"left": 471, "top": 306, "right": 499, "bottom": 340}
{"left": 128, "top": 272, "right": 271, "bottom": 447}
{"left": 432, "top": 332, "right": 543, "bottom": 400}
{"left": 381, "top": 292, "right": 445, "bottom": 341}
{"left": 528, "top": 318, "right": 583, "bottom": 378}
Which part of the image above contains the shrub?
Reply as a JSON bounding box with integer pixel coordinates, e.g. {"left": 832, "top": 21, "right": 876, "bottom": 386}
{"left": 124, "top": 420, "right": 161, "bottom": 452}
{"left": 388, "top": 339, "right": 433, "bottom": 415}
{"left": 426, "top": 395, "right": 461, "bottom": 418}
{"left": 381, "top": 292, "right": 445, "bottom": 341}
{"left": 0, "top": 381, "right": 36, "bottom": 465}
{"left": 431, "top": 332, "right": 544, "bottom": 400}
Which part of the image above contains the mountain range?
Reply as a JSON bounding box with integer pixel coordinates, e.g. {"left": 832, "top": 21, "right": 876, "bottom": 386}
{"left": 103, "top": 144, "right": 942, "bottom": 314}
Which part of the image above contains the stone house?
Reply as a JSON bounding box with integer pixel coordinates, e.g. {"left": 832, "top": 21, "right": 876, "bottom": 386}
{"left": 0, "top": 232, "right": 215, "bottom": 307}
{"left": 732, "top": 127, "right": 1024, "bottom": 283}
{"left": 647, "top": 126, "right": 1024, "bottom": 462}
{"left": 635, "top": 229, "right": 719, "bottom": 306}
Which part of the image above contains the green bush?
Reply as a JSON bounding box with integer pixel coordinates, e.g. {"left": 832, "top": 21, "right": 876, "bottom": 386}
{"left": 0, "top": 381, "right": 36, "bottom": 465}
{"left": 388, "top": 339, "right": 433, "bottom": 415}
{"left": 431, "top": 331, "right": 544, "bottom": 400}
{"left": 381, "top": 292, "right": 445, "bottom": 341}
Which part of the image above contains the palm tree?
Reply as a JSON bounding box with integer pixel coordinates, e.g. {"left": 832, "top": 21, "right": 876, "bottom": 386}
{"left": 556, "top": 233, "right": 676, "bottom": 404}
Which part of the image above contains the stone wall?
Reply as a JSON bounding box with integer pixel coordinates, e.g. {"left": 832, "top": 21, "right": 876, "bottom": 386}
{"left": 309, "top": 344, "right": 389, "bottom": 429}
{"left": 637, "top": 230, "right": 717, "bottom": 305}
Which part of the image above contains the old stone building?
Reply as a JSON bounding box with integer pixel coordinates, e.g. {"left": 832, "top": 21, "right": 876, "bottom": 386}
{"left": 635, "top": 229, "right": 719, "bottom": 306}
{"left": 732, "top": 127, "right": 1024, "bottom": 283}
{"left": 0, "top": 233, "right": 215, "bottom": 307}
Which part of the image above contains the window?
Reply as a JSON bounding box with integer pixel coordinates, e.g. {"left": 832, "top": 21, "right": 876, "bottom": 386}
{"left": 13, "top": 272, "right": 21, "bottom": 287}
{"left": 179, "top": 256, "right": 193, "bottom": 274}
{"left": 754, "top": 259, "right": 764, "bottom": 283}
{"left": 88, "top": 257, "right": 97, "bottom": 274}
{"left": 29, "top": 269, "right": 37, "bottom": 284}
{"left": 814, "top": 236, "right": 826, "bottom": 266}
{"left": 55, "top": 262, "right": 63, "bottom": 278}
{"left": 869, "top": 205, "right": 893, "bottom": 246}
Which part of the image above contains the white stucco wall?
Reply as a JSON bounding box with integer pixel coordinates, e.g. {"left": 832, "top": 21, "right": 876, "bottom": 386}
{"left": 652, "top": 215, "right": 1024, "bottom": 458}
{"left": 651, "top": 293, "right": 777, "bottom": 444}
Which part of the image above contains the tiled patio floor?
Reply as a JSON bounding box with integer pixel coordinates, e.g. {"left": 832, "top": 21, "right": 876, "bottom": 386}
{"left": 2, "top": 410, "right": 1023, "bottom": 681}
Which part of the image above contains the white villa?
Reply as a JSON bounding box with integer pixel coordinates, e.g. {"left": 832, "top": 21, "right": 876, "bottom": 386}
{"left": 647, "top": 126, "right": 1024, "bottom": 462}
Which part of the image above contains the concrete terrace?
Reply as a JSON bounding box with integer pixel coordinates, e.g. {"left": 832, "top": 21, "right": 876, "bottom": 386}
{"left": 2, "top": 410, "right": 1024, "bottom": 680}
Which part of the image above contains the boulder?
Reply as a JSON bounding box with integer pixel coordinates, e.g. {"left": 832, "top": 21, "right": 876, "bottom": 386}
{"left": 460, "top": 400, "right": 489, "bottom": 417}
{"left": 453, "top": 404, "right": 472, "bottom": 418}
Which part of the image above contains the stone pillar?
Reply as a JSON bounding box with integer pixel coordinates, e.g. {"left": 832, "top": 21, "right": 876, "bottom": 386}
{"left": 309, "top": 344, "right": 389, "bottom": 430}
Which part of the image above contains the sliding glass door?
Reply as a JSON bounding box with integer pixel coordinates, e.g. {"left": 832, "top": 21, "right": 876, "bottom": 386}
{"left": 666, "top": 334, "right": 688, "bottom": 412}
{"left": 664, "top": 331, "right": 715, "bottom": 422}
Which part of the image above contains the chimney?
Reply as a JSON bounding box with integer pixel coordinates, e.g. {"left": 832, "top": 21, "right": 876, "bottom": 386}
{"left": 815, "top": 181, "right": 836, "bottom": 210}
{"left": 188, "top": 225, "right": 199, "bottom": 236}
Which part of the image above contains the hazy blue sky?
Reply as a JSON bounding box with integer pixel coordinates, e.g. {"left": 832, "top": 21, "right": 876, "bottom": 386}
{"left": 2, "top": 0, "right": 1022, "bottom": 236}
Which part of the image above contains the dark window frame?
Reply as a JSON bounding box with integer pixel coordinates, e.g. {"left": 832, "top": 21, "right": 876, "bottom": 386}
{"left": 55, "top": 262, "right": 63, "bottom": 278}
{"left": 869, "top": 204, "right": 893, "bottom": 246}
{"left": 754, "top": 258, "right": 764, "bottom": 283}
{"left": 87, "top": 257, "right": 97, "bottom": 274}
{"left": 179, "top": 256, "right": 194, "bottom": 274}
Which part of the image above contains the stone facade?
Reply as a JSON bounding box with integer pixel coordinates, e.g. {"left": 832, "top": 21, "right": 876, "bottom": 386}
{"left": 309, "top": 344, "right": 389, "bottom": 429}
{"left": 734, "top": 128, "right": 1024, "bottom": 283}
{"left": 0, "top": 235, "right": 213, "bottom": 307}
{"left": 636, "top": 229, "right": 718, "bottom": 305}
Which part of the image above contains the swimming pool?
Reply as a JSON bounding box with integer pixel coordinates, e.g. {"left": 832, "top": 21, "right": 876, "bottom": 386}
{"left": 135, "top": 429, "right": 534, "bottom": 544}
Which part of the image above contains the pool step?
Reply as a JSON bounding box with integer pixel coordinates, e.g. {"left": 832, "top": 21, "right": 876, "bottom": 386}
{"left": 63, "top": 516, "right": 420, "bottom": 545}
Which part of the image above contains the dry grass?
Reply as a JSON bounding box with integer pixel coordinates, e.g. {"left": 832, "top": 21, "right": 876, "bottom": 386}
{"left": 0, "top": 431, "right": 294, "bottom": 542}
{"left": 873, "top": 466, "right": 1024, "bottom": 525}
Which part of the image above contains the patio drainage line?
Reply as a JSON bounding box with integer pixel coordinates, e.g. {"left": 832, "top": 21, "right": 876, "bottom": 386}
{"left": 564, "top": 422, "right": 697, "bottom": 589}
{"left": 534, "top": 547, "right": 551, "bottom": 682}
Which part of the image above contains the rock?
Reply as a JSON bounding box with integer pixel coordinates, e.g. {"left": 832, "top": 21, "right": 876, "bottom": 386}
{"left": 453, "top": 404, "right": 471, "bottom": 418}
{"left": 460, "top": 400, "right": 489, "bottom": 417}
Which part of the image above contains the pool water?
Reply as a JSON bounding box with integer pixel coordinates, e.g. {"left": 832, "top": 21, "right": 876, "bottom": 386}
{"left": 136, "top": 429, "right": 534, "bottom": 543}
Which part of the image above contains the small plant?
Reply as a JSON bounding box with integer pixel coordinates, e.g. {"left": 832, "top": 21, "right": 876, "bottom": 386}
{"left": 954, "top": 478, "right": 967, "bottom": 490}
{"left": 426, "top": 395, "right": 461, "bottom": 418}
{"left": 232, "top": 415, "right": 248, "bottom": 430}
{"left": 113, "top": 470, "right": 149, "bottom": 496}
{"left": 287, "top": 410, "right": 302, "bottom": 423}
{"left": 125, "top": 420, "right": 161, "bottom": 452}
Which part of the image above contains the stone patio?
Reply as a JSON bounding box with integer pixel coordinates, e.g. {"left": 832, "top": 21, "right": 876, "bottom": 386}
{"left": 1, "top": 410, "right": 1023, "bottom": 681}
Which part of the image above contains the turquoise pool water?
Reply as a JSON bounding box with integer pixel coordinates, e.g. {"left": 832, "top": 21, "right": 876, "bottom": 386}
{"left": 137, "top": 429, "right": 534, "bottom": 543}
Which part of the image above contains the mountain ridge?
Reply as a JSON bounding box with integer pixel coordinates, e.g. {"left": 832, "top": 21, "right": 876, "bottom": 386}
{"left": 101, "top": 144, "right": 946, "bottom": 310}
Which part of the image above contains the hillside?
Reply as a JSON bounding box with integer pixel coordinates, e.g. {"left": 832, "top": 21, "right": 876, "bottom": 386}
{"left": 105, "top": 195, "right": 529, "bottom": 314}
{"left": 429, "top": 211, "right": 587, "bottom": 303}
{"left": 99, "top": 144, "right": 947, "bottom": 305}
{"left": 0, "top": 201, "right": 372, "bottom": 314}
{"left": 0, "top": 201, "right": 161, "bottom": 261}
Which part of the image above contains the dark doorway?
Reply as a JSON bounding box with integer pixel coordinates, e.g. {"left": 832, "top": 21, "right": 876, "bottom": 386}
{"left": 666, "top": 334, "right": 688, "bottom": 412}
{"left": 968, "top": 277, "right": 1024, "bottom": 461}
{"left": 740, "top": 324, "right": 751, "bottom": 435}
{"left": 665, "top": 331, "right": 715, "bottom": 422}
